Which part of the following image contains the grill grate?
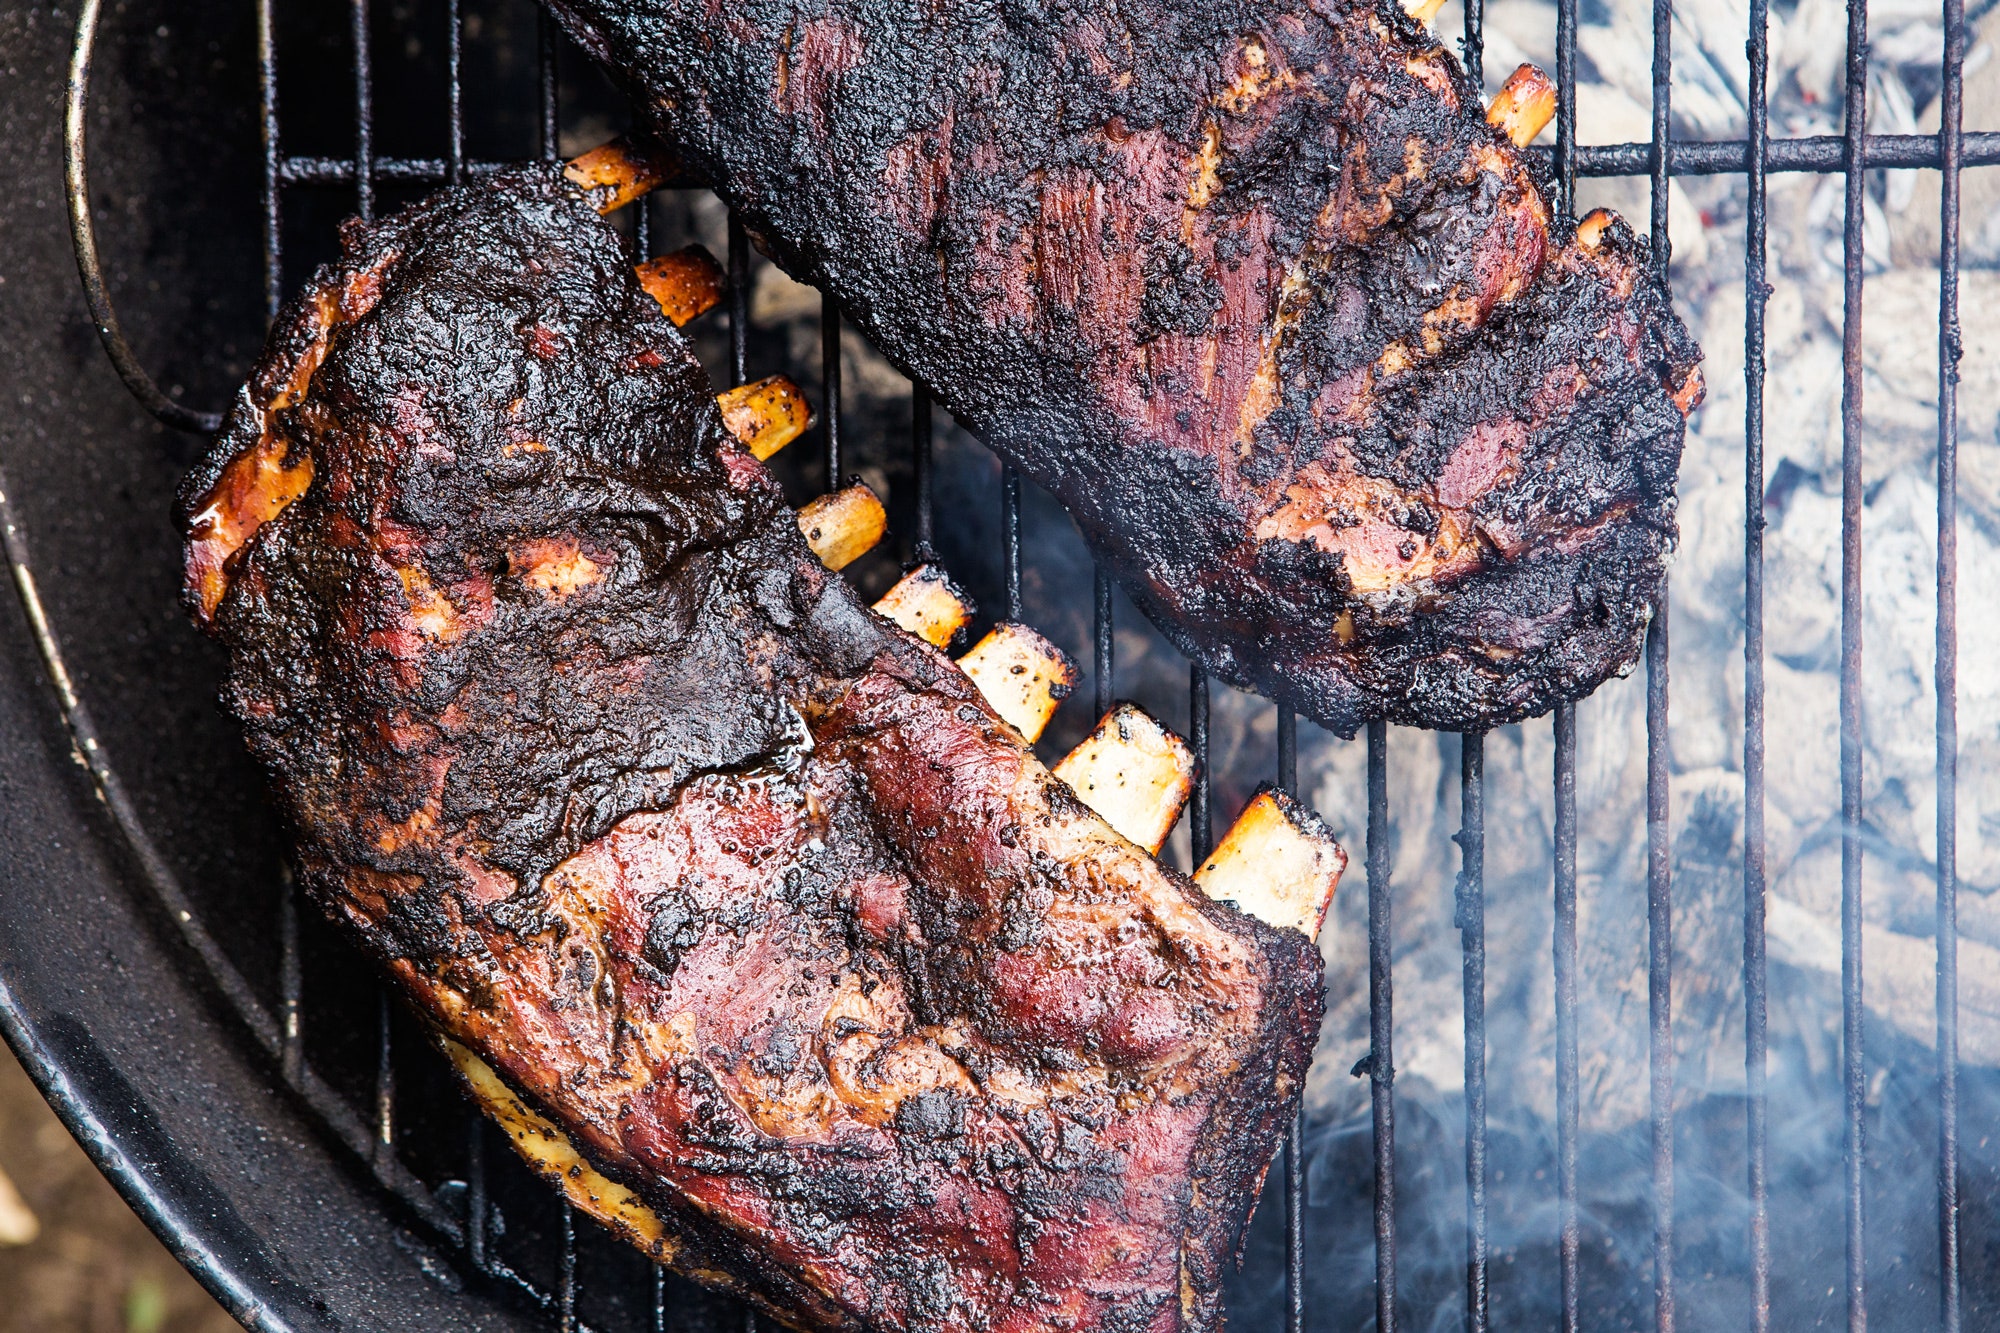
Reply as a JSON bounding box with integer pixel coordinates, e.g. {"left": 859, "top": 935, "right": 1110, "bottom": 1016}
{"left": 56, "top": 0, "right": 1975, "bottom": 1325}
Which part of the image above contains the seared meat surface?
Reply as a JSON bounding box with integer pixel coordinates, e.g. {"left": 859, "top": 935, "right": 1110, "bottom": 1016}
{"left": 178, "top": 164, "right": 1323, "bottom": 1332}
{"left": 544, "top": 0, "right": 1704, "bottom": 735}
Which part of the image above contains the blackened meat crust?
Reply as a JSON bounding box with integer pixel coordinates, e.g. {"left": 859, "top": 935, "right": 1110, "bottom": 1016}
{"left": 543, "top": 0, "right": 1704, "bottom": 736}
{"left": 178, "top": 164, "right": 1323, "bottom": 1333}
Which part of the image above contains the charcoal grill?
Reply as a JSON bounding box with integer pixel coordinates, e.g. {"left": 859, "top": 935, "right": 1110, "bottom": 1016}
{"left": 0, "top": 0, "right": 1988, "bottom": 1325}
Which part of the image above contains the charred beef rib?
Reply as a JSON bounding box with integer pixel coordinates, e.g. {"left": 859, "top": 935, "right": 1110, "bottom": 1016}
{"left": 540, "top": 0, "right": 1705, "bottom": 736}
{"left": 177, "top": 161, "right": 1345, "bottom": 1332}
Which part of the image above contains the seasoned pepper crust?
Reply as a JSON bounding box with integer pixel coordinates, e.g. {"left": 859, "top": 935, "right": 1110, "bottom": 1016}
{"left": 543, "top": 0, "right": 1704, "bottom": 735}
{"left": 177, "top": 165, "right": 1323, "bottom": 1333}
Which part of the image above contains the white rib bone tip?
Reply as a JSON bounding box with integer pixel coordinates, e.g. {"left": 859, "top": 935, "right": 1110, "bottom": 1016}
{"left": 873, "top": 563, "right": 974, "bottom": 649}
{"left": 798, "top": 484, "right": 886, "bottom": 571}
{"left": 717, "top": 374, "right": 812, "bottom": 460}
{"left": 956, "top": 622, "right": 1076, "bottom": 744}
{"left": 1052, "top": 703, "right": 1194, "bottom": 854}
{"left": 1194, "top": 787, "right": 1346, "bottom": 939}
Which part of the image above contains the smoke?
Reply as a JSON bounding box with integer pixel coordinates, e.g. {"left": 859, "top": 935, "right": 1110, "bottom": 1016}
{"left": 1219, "top": 1024, "right": 2000, "bottom": 1329}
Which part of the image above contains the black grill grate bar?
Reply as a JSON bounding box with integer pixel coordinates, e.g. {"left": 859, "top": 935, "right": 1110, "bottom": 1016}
{"left": 1365, "top": 718, "right": 1396, "bottom": 1333}
{"left": 1646, "top": 12, "right": 1675, "bottom": 1327}
{"left": 265, "top": 131, "right": 2000, "bottom": 191}
{"left": 1456, "top": 731, "right": 1489, "bottom": 1333}
{"left": 911, "top": 386, "right": 935, "bottom": 561}
{"left": 466, "top": 1110, "right": 489, "bottom": 1272}
{"left": 1743, "top": 0, "right": 1773, "bottom": 1316}
{"left": 352, "top": 0, "right": 374, "bottom": 222}
{"left": 822, "top": 295, "right": 843, "bottom": 490}
{"left": 446, "top": 0, "right": 463, "bottom": 183}
{"left": 1567, "top": 133, "right": 2000, "bottom": 172}
{"left": 1552, "top": 702, "right": 1581, "bottom": 1332}
{"left": 1278, "top": 707, "right": 1303, "bottom": 1333}
{"left": 1092, "top": 566, "right": 1113, "bottom": 719}
{"left": 1937, "top": 0, "right": 1966, "bottom": 1321}
{"left": 279, "top": 866, "right": 302, "bottom": 1084}
{"left": 375, "top": 992, "right": 396, "bottom": 1168}
{"left": 1648, "top": 0, "right": 1671, "bottom": 266}
{"left": 1463, "top": 0, "right": 1484, "bottom": 86}
{"left": 560, "top": 1197, "right": 578, "bottom": 1333}
{"left": 539, "top": 10, "right": 559, "bottom": 161}
{"left": 1002, "top": 466, "right": 1023, "bottom": 620}
{"left": 256, "top": 0, "right": 280, "bottom": 321}
{"left": 728, "top": 212, "right": 750, "bottom": 388}
{"left": 1189, "top": 666, "right": 1213, "bottom": 866}
{"left": 1554, "top": 0, "right": 1577, "bottom": 219}
{"left": 1838, "top": 0, "right": 1871, "bottom": 1315}
{"left": 1645, "top": 610, "right": 1675, "bottom": 1332}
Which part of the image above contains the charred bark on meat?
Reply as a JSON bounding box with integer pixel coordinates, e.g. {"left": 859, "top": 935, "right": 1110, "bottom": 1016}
{"left": 178, "top": 164, "right": 1323, "bottom": 1333}
{"left": 544, "top": 0, "right": 1704, "bottom": 735}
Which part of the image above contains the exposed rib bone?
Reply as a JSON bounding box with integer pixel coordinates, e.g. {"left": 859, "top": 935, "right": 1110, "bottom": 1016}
{"left": 563, "top": 138, "right": 674, "bottom": 213}
{"left": 636, "top": 246, "right": 725, "bottom": 327}
{"left": 1575, "top": 208, "right": 1614, "bottom": 252}
{"left": 1194, "top": 787, "right": 1346, "bottom": 939}
{"left": 443, "top": 1038, "right": 679, "bottom": 1261}
{"left": 798, "top": 484, "right": 887, "bottom": 571}
{"left": 872, "top": 564, "right": 974, "bottom": 649}
{"left": 1051, "top": 704, "right": 1194, "bottom": 854}
{"left": 1487, "top": 64, "right": 1557, "bottom": 147}
{"left": 716, "top": 375, "right": 813, "bottom": 460}
{"left": 956, "top": 624, "right": 1076, "bottom": 744}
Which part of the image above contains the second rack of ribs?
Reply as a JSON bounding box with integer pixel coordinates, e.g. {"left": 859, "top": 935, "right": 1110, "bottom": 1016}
{"left": 546, "top": 0, "right": 1706, "bottom": 735}
{"left": 177, "top": 167, "right": 1321, "bottom": 1332}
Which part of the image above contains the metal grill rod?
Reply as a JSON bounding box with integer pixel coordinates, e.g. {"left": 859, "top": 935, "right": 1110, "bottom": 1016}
{"left": 1092, "top": 567, "right": 1113, "bottom": 718}
{"left": 1278, "top": 707, "right": 1304, "bottom": 1333}
{"left": 1838, "top": 0, "right": 1872, "bottom": 1319}
{"left": 822, "top": 295, "right": 842, "bottom": 489}
{"left": 1456, "top": 732, "right": 1489, "bottom": 1333}
{"left": 1936, "top": 0, "right": 1966, "bottom": 1321}
{"left": 1189, "top": 667, "right": 1213, "bottom": 865}
{"left": 264, "top": 130, "right": 2000, "bottom": 191}
{"left": 1743, "top": 0, "right": 1773, "bottom": 1316}
{"left": 1366, "top": 718, "right": 1396, "bottom": 1333}
{"left": 1002, "top": 467, "right": 1022, "bottom": 620}
{"left": 1645, "top": 2, "right": 1677, "bottom": 1322}
{"left": 1553, "top": 703, "right": 1581, "bottom": 1332}
{"left": 912, "top": 386, "right": 935, "bottom": 562}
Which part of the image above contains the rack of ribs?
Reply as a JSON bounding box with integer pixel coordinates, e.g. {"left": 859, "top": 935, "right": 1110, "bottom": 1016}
{"left": 177, "top": 157, "right": 1345, "bottom": 1332}
{"left": 539, "top": 0, "right": 1705, "bottom": 736}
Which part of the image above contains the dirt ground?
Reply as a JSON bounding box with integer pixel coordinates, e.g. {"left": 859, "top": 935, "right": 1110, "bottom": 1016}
{"left": 0, "top": 1046, "right": 235, "bottom": 1333}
